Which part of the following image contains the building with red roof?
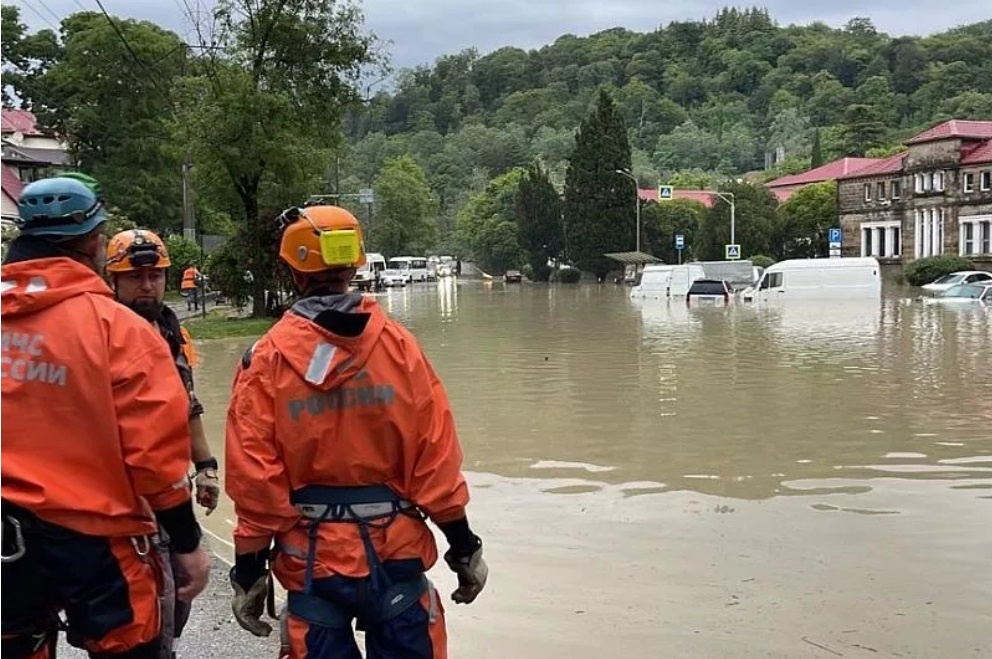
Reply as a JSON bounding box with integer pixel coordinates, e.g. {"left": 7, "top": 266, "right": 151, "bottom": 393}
{"left": 1, "top": 109, "right": 69, "bottom": 221}
{"left": 836, "top": 119, "right": 992, "bottom": 267}
{"left": 766, "top": 157, "right": 880, "bottom": 202}
{"left": 637, "top": 187, "right": 718, "bottom": 207}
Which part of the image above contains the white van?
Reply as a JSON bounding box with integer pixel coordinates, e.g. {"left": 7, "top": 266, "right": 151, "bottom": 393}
{"left": 352, "top": 252, "right": 386, "bottom": 290}
{"left": 388, "top": 256, "right": 429, "bottom": 283}
{"left": 743, "top": 257, "right": 881, "bottom": 303}
{"left": 629, "top": 264, "right": 706, "bottom": 299}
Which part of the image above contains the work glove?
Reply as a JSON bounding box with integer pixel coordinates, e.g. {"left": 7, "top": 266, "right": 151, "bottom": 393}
{"left": 444, "top": 539, "right": 488, "bottom": 604}
{"left": 230, "top": 568, "right": 273, "bottom": 637}
{"left": 194, "top": 468, "right": 220, "bottom": 515}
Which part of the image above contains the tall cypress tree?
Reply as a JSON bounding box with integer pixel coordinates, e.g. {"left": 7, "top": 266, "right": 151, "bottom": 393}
{"left": 515, "top": 161, "right": 563, "bottom": 281}
{"left": 563, "top": 89, "right": 635, "bottom": 277}
{"left": 810, "top": 127, "right": 824, "bottom": 168}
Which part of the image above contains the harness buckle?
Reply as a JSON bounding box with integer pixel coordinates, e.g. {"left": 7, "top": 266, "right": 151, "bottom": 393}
{"left": 1, "top": 516, "right": 26, "bottom": 563}
{"left": 131, "top": 535, "right": 151, "bottom": 557}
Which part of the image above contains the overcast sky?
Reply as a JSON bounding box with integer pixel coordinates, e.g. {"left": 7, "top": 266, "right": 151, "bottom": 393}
{"left": 9, "top": 0, "right": 992, "bottom": 72}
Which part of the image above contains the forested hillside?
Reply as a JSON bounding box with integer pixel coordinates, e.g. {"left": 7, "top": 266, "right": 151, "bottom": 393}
{"left": 335, "top": 9, "right": 992, "bottom": 250}
{"left": 5, "top": 4, "right": 992, "bottom": 284}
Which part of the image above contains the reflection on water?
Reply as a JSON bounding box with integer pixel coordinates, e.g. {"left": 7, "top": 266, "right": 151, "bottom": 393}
{"left": 196, "top": 281, "right": 991, "bottom": 508}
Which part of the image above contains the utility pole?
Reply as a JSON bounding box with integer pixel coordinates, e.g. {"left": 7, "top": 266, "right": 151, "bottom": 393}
{"left": 615, "top": 168, "right": 641, "bottom": 253}
{"left": 181, "top": 154, "right": 196, "bottom": 243}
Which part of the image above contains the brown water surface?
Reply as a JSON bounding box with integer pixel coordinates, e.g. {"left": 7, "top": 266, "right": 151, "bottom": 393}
{"left": 194, "top": 280, "right": 991, "bottom": 658}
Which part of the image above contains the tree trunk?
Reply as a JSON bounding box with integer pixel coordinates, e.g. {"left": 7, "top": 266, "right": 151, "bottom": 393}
{"left": 240, "top": 188, "right": 268, "bottom": 319}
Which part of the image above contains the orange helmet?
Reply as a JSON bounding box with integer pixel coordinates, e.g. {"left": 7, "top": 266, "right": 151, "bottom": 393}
{"left": 277, "top": 205, "right": 366, "bottom": 274}
{"left": 105, "top": 229, "right": 171, "bottom": 273}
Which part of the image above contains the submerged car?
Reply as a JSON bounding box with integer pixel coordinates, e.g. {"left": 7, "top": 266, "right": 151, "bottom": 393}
{"left": 686, "top": 279, "right": 732, "bottom": 307}
{"left": 504, "top": 269, "right": 523, "bottom": 283}
{"left": 921, "top": 271, "right": 992, "bottom": 294}
{"left": 923, "top": 283, "right": 992, "bottom": 305}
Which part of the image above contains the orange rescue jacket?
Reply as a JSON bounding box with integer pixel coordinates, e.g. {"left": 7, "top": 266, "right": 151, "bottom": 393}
{"left": 180, "top": 267, "right": 200, "bottom": 291}
{"left": 226, "top": 293, "right": 469, "bottom": 587}
{"left": 1, "top": 257, "right": 194, "bottom": 537}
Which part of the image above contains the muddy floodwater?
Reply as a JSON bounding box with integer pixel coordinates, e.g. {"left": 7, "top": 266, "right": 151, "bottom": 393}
{"left": 194, "top": 280, "right": 991, "bottom": 658}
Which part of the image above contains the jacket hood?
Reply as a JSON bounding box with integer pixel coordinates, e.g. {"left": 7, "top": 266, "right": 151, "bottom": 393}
{"left": 1, "top": 257, "right": 113, "bottom": 318}
{"left": 268, "top": 292, "right": 387, "bottom": 391}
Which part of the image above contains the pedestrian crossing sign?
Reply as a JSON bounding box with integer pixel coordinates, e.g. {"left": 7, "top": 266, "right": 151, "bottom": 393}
{"left": 725, "top": 244, "right": 741, "bottom": 260}
{"left": 658, "top": 185, "right": 674, "bottom": 201}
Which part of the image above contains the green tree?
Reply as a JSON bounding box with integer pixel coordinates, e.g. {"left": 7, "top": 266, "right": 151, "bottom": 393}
{"left": 12, "top": 11, "right": 186, "bottom": 228}
{"left": 698, "top": 181, "right": 779, "bottom": 260}
{"left": 373, "top": 155, "right": 437, "bottom": 257}
{"left": 1, "top": 6, "right": 59, "bottom": 108}
{"left": 839, "top": 104, "right": 887, "bottom": 155}
{"left": 456, "top": 169, "right": 525, "bottom": 272}
{"left": 173, "top": 0, "right": 377, "bottom": 316}
{"left": 564, "top": 89, "right": 635, "bottom": 277}
{"left": 514, "top": 162, "right": 563, "bottom": 280}
{"left": 810, "top": 127, "right": 824, "bottom": 167}
{"left": 772, "top": 181, "right": 837, "bottom": 259}
{"left": 640, "top": 199, "right": 706, "bottom": 263}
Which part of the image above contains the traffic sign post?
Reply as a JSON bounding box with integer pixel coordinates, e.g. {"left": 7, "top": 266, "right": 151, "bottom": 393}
{"left": 675, "top": 233, "right": 685, "bottom": 264}
{"left": 725, "top": 244, "right": 741, "bottom": 260}
{"left": 828, "top": 227, "right": 842, "bottom": 258}
{"left": 659, "top": 185, "right": 674, "bottom": 201}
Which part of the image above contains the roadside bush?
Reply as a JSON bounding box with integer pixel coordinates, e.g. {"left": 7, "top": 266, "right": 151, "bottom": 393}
{"left": 553, "top": 266, "right": 582, "bottom": 284}
{"left": 902, "top": 255, "right": 975, "bottom": 287}
{"left": 749, "top": 254, "right": 776, "bottom": 269}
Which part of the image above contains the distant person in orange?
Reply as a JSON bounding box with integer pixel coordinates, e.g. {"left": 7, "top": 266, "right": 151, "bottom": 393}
{"left": 180, "top": 263, "right": 201, "bottom": 311}
{"left": 1, "top": 176, "right": 211, "bottom": 659}
{"left": 225, "top": 205, "right": 488, "bottom": 658}
{"left": 105, "top": 228, "right": 221, "bottom": 658}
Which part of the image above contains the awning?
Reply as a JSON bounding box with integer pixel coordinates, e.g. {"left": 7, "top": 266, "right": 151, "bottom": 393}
{"left": 603, "top": 251, "right": 663, "bottom": 265}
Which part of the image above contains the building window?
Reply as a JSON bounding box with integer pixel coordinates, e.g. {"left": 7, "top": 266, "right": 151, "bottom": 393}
{"left": 861, "top": 221, "right": 901, "bottom": 258}
{"left": 915, "top": 208, "right": 945, "bottom": 257}
{"left": 934, "top": 171, "right": 944, "bottom": 192}
{"left": 964, "top": 172, "right": 975, "bottom": 193}
{"left": 891, "top": 179, "right": 902, "bottom": 200}
{"left": 915, "top": 173, "right": 926, "bottom": 193}
{"left": 876, "top": 181, "right": 886, "bottom": 200}
{"left": 981, "top": 170, "right": 991, "bottom": 191}
{"left": 863, "top": 183, "right": 872, "bottom": 202}
{"left": 959, "top": 216, "right": 992, "bottom": 256}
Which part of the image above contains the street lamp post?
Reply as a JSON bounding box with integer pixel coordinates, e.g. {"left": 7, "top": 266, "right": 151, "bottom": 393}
{"left": 615, "top": 168, "right": 640, "bottom": 253}
{"left": 712, "top": 191, "right": 736, "bottom": 246}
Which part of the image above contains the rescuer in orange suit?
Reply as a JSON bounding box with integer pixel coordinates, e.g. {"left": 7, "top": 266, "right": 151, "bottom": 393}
{"left": 1, "top": 175, "right": 211, "bottom": 658}
{"left": 225, "top": 205, "right": 488, "bottom": 658}
{"left": 105, "top": 228, "right": 221, "bottom": 659}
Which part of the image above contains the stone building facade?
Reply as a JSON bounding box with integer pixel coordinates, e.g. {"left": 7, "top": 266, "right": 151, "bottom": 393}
{"left": 837, "top": 120, "right": 992, "bottom": 268}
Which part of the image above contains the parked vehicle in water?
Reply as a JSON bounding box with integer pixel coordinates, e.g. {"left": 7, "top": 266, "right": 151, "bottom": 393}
{"left": 380, "top": 269, "right": 408, "bottom": 287}
{"left": 920, "top": 271, "right": 992, "bottom": 294}
{"left": 694, "top": 260, "right": 757, "bottom": 291}
{"left": 686, "top": 279, "right": 732, "bottom": 307}
{"left": 387, "top": 256, "right": 429, "bottom": 283}
{"left": 352, "top": 252, "right": 387, "bottom": 291}
{"left": 630, "top": 264, "right": 706, "bottom": 299}
{"left": 924, "top": 282, "right": 992, "bottom": 305}
{"left": 504, "top": 269, "right": 523, "bottom": 283}
{"left": 742, "top": 257, "right": 881, "bottom": 303}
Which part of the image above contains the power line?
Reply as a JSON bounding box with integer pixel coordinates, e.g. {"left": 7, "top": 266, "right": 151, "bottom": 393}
{"left": 17, "top": 0, "right": 59, "bottom": 30}
{"left": 32, "top": 0, "right": 62, "bottom": 25}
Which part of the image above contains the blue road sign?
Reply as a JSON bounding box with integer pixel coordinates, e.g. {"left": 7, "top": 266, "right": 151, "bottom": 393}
{"left": 828, "top": 228, "right": 842, "bottom": 244}
{"left": 659, "top": 185, "right": 674, "bottom": 201}
{"left": 725, "top": 244, "right": 741, "bottom": 260}
{"left": 675, "top": 233, "right": 685, "bottom": 250}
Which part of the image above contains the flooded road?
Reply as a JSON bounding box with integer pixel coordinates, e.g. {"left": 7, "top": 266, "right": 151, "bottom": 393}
{"left": 194, "top": 280, "right": 991, "bottom": 658}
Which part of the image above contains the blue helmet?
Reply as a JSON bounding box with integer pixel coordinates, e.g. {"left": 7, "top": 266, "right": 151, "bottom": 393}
{"left": 16, "top": 176, "right": 108, "bottom": 237}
